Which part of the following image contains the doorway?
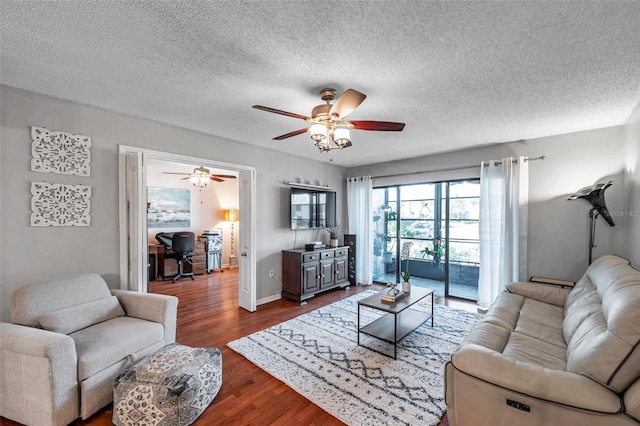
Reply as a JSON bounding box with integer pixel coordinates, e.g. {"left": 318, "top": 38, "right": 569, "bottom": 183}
{"left": 118, "top": 145, "right": 257, "bottom": 312}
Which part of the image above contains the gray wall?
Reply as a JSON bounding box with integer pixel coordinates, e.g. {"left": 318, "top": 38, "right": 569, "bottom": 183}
{"left": 2, "top": 84, "right": 636, "bottom": 322}
{"left": 348, "top": 125, "right": 631, "bottom": 282}
{"left": 624, "top": 104, "right": 640, "bottom": 266}
{"left": 0, "top": 85, "right": 347, "bottom": 321}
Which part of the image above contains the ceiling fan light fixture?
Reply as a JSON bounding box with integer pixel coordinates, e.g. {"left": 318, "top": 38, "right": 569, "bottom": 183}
{"left": 190, "top": 168, "right": 210, "bottom": 188}
{"left": 310, "top": 124, "right": 327, "bottom": 142}
{"left": 254, "top": 87, "right": 405, "bottom": 153}
{"left": 333, "top": 128, "right": 350, "bottom": 148}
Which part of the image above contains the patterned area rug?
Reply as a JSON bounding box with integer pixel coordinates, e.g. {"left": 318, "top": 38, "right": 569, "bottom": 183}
{"left": 227, "top": 290, "right": 483, "bottom": 426}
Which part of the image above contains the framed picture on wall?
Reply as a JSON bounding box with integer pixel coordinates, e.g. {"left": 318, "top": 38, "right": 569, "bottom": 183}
{"left": 147, "top": 187, "right": 190, "bottom": 228}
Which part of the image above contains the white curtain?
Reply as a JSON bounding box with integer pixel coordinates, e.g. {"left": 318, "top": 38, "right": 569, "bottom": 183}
{"left": 478, "top": 157, "right": 529, "bottom": 308}
{"left": 347, "top": 176, "right": 373, "bottom": 285}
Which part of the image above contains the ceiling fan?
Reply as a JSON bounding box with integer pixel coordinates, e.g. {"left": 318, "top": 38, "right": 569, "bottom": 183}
{"left": 253, "top": 88, "right": 405, "bottom": 152}
{"left": 163, "top": 166, "right": 236, "bottom": 187}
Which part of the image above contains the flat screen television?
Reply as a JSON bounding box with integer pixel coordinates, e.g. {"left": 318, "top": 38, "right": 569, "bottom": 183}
{"left": 290, "top": 187, "right": 336, "bottom": 230}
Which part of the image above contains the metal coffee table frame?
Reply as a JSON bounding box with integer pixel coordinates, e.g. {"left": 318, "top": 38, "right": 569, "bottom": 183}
{"left": 357, "top": 286, "right": 434, "bottom": 359}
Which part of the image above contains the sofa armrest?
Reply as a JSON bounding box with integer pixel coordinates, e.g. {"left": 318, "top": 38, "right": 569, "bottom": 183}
{"left": 0, "top": 322, "right": 79, "bottom": 426}
{"left": 450, "top": 344, "right": 622, "bottom": 413}
{"left": 111, "top": 290, "right": 178, "bottom": 344}
{"left": 506, "top": 281, "right": 571, "bottom": 307}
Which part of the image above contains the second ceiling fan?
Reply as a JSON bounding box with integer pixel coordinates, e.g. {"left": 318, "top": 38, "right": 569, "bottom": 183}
{"left": 163, "top": 166, "right": 236, "bottom": 187}
{"left": 253, "top": 88, "right": 405, "bottom": 152}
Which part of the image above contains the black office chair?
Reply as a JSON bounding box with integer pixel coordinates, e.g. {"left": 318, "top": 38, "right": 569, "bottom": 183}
{"left": 165, "top": 232, "right": 195, "bottom": 283}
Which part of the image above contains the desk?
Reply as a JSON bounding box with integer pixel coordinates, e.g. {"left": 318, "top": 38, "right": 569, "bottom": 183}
{"left": 149, "top": 242, "right": 206, "bottom": 280}
{"left": 148, "top": 244, "right": 178, "bottom": 281}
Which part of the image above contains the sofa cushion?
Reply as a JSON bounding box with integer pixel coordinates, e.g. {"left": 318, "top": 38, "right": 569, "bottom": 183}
{"left": 11, "top": 273, "right": 112, "bottom": 327}
{"left": 38, "top": 296, "right": 125, "bottom": 335}
{"left": 71, "top": 316, "right": 165, "bottom": 381}
{"left": 564, "top": 256, "right": 640, "bottom": 392}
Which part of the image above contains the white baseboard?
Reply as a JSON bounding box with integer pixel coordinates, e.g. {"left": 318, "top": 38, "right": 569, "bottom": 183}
{"left": 257, "top": 293, "right": 281, "bottom": 305}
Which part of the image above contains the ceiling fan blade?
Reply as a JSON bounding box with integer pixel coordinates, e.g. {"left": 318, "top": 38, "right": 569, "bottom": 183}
{"left": 162, "top": 172, "right": 190, "bottom": 175}
{"left": 329, "top": 89, "right": 366, "bottom": 118}
{"left": 211, "top": 174, "right": 237, "bottom": 179}
{"left": 180, "top": 177, "right": 190, "bottom": 180}
{"left": 350, "top": 120, "right": 405, "bottom": 131}
{"left": 210, "top": 176, "right": 225, "bottom": 182}
{"left": 253, "top": 105, "right": 309, "bottom": 121}
{"left": 273, "top": 127, "right": 309, "bottom": 140}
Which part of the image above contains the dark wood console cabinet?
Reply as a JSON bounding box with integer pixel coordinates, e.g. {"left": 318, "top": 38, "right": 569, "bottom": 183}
{"left": 282, "top": 246, "right": 350, "bottom": 303}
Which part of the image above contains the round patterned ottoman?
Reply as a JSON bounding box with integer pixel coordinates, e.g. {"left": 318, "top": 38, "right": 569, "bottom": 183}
{"left": 113, "top": 343, "right": 222, "bottom": 426}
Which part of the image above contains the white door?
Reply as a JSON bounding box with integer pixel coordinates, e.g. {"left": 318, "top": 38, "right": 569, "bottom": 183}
{"left": 120, "top": 150, "right": 148, "bottom": 291}
{"left": 238, "top": 168, "right": 256, "bottom": 311}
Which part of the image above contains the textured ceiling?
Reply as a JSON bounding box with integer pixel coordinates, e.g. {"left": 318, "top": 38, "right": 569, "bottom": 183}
{"left": 2, "top": 1, "right": 639, "bottom": 167}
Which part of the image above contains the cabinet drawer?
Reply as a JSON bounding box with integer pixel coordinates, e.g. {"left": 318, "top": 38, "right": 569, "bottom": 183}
{"left": 334, "top": 248, "right": 347, "bottom": 257}
{"left": 187, "top": 261, "right": 206, "bottom": 274}
{"left": 303, "top": 253, "right": 320, "bottom": 262}
{"left": 321, "top": 251, "right": 334, "bottom": 259}
{"left": 192, "top": 255, "right": 206, "bottom": 263}
{"left": 192, "top": 248, "right": 206, "bottom": 256}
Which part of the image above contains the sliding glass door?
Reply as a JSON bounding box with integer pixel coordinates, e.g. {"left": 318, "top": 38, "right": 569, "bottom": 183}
{"left": 372, "top": 180, "right": 479, "bottom": 300}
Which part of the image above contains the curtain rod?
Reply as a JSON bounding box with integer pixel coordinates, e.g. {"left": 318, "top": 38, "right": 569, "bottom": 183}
{"left": 359, "top": 155, "right": 546, "bottom": 180}
{"left": 484, "top": 155, "right": 546, "bottom": 167}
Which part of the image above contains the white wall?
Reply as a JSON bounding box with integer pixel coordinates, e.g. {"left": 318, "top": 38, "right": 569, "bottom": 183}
{"left": 348, "top": 126, "right": 628, "bottom": 282}
{"left": 0, "top": 85, "right": 347, "bottom": 321}
{"left": 624, "top": 103, "right": 640, "bottom": 267}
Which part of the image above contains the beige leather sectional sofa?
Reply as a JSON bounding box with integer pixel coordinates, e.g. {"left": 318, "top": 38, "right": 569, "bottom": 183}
{"left": 0, "top": 273, "right": 178, "bottom": 426}
{"left": 445, "top": 255, "right": 640, "bottom": 425}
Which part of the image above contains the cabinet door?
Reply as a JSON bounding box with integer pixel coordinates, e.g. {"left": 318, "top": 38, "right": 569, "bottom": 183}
{"left": 302, "top": 262, "right": 320, "bottom": 295}
{"left": 334, "top": 256, "right": 348, "bottom": 285}
{"left": 319, "top": 259, "right": 335, "bottom": 289}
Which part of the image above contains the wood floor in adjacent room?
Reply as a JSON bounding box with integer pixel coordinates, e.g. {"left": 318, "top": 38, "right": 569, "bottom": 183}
{"left": 1, "top": 269, "right": 479, "bottom": 426}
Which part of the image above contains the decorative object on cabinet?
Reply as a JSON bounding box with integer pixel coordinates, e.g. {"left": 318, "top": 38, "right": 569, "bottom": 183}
{"left": 327, "top": 223, "right": 340, "bottom": 247}
{"left": 344, "top": 234, "right": 356, "bottom": 286}
{"left": 30, "top": 182, "right": 91, "bottom": 226}
{"left": 31, "top": 126, "right": 91, "bottom": 176}
{"left": 147, "top": 187, "right": 191, "bottom": 228}
{"left": 281, "top": 246, "right": 349, "bottom": 304}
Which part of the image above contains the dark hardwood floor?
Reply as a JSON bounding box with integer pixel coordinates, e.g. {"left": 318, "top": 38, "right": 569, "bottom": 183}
{"left": 2, "top": 270, "right": 478, "bottom": 426}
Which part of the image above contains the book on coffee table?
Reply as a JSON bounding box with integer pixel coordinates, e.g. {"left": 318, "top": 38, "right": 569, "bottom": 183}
{"left": 381, "top": 291, "right": 405, "bottom": 304}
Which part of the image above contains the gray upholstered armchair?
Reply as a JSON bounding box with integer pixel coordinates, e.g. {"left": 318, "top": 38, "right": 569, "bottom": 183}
{"left": 0, "top": 273, "right": 178, "bottom": 426}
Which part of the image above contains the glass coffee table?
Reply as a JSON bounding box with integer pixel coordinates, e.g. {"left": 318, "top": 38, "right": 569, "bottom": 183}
{"left": 357, "top": 286, "right": 434, "bottom": 359}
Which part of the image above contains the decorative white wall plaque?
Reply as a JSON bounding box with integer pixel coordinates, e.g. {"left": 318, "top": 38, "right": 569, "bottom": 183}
{"left": 31, "top": 182, "right": 92, "bottom": 227}
{"left": 31, "top": 126, "right": 91, "bottom": 176}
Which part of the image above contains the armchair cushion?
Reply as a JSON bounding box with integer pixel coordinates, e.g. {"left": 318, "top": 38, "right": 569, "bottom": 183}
{"left": 38, "top": 296, "right": 125, "bottom": 335}
{"left": 71, "top": 316, "right": 164, "bottom": 381}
